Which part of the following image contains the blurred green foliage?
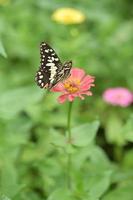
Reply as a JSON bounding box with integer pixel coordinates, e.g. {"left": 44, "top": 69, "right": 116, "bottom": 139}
{"left": 0, "top": 0, "right": 133, "bottom": 199}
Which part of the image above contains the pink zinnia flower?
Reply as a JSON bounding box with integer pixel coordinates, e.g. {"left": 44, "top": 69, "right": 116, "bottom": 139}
{"left": 103, "top": 87, "right": 133, "bottom": 107}
{"left": 52, "top": 68, "right": 95, "bottom": 103}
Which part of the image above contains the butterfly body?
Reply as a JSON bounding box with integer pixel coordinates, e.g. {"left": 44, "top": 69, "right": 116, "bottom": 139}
{"left": 35, "top": 42, "right": 72, "bottom": 89}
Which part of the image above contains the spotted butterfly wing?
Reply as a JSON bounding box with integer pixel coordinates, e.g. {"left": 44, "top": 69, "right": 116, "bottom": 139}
{"left": 35, "top": 42, "right": 72, "bottom": 89}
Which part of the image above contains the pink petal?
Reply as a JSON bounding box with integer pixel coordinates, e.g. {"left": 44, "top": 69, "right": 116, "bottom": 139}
{"left": 81, "top": 84, "right": 95, "bottom": 92}
{"left": 58, "top": 94, "right": 67, "bottom": 103}
{"left": 70, "top": 68, "right": 85, "bottom": 80}
{"left": 68, "top": 94, "right": 75, "bottom": 102}
{"left": 78, "top": 94, "right": 85, "bottom": 100}
{"left": 82, "top": 75, "right": 95, "bottom": 84}
{"left": 52, "top": 83, "right": 65, "bottom": 92}
{"left": 103, "top": 87, "right": 133, "bottom": 107}
{"left": 80, "top": 75, "right": 95, "bottom": 90}
{"left": 51, "top": 67, "right": 95, "bottom": 103}
{"left": 81, "top": 91, "right": 93, "bottom": 96}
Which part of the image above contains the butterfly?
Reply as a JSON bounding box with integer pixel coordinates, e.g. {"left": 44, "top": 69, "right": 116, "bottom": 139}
{"left": 35, "top": 42, "right": 72, "bottom": 89}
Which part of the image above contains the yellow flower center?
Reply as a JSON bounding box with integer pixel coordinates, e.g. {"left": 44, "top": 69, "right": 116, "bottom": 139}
{"left": 64, "top": 79, "right": 80, "bottom": 93}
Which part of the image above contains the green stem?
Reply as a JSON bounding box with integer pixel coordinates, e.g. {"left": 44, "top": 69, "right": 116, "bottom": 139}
{"left": 66, "top": 102, "right": 73, "bottom": 189}
{"left": 67, "top": 102, "right": 73, "bottom": 142}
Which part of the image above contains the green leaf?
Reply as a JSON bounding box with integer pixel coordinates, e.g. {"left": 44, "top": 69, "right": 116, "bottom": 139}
{"left": 123, "top": 114, "right": 133, "bottom": 142}
{"left": 0, "top": 86, "right": 44, "bottom": 119}
{"left": 71, "top": 121, "right": 100, "bottom": 147}
{"left": 0, "top": 195, "right": 11, "bottom": 200}
{"left": 21, "top": 144, "right": 46, "bottom": 162}
{"left": 84, "top": 196, "right": 99, "bottom": 200}
{"left": 73, "top": 145, "right": 111, "bottom": 170}
{"left": 49, "top": 128, "right": 66, "bottom": 147}
{"left": 0, "top": 160, "right": 19, "bottom": 198}
{"left": 105, "top": 115, "right": 125, "bottom": 146}
{"left": 88, "top": 146, "right": 111, "bottom": 167}
{"left": 47, "top": 188, "right": 75, "bottom": 200}
{"left": 103, "top": 182, "right": 133, "bottom": 200}
{"left": 0, "top": 41, "right": 7, "bottom": 58}
{"left": 122, "top": 150, "right": 133, "bottom": 168}
{"left": 87, "top": 171, "right": 112, "bottom": 199}
{"left": 112, "top": 169, "right": 133, "bottom": 183}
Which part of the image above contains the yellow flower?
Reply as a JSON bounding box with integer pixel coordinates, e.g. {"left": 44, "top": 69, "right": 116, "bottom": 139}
{"left": 52, "top": 8, "right": 86, "bottom": 25}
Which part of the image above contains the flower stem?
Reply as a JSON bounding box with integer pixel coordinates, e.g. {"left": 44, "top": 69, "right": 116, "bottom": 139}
{"left": 67, "top": 102, "right": 73, "bottom": 142}
{"left": 66, "top": 102, "right": 73, "bottom": 189}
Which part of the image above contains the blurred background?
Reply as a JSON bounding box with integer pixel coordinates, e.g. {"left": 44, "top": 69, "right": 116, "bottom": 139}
{"left": 0, "top": 0, "right": 133, "bottom": 199}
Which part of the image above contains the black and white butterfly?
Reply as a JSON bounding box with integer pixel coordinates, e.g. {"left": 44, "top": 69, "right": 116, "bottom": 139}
{"left": 35, "top": 42, "right": 72, "bottom": 89}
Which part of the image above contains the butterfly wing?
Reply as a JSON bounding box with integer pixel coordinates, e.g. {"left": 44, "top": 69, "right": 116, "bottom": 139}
{"left": 35, "top": 42, "right": 63, "bottom": 89}
{"left": 49, "top": 61, "right": 72, "bottom": 89}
